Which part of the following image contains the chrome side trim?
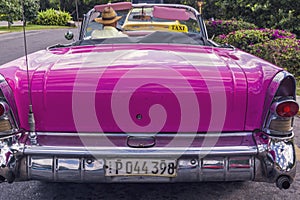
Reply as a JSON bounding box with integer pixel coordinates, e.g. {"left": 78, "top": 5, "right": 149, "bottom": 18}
{"left": 35, "top": 132, "right": 254, "bottom": 137}
{"left": 23, "top": 131, "right": 257, "bottom": 156}
{"left": 23, "top": 146, "right": 257, "bottom": 156}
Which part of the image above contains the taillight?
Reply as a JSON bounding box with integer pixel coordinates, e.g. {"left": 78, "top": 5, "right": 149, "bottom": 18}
{"left": 0, "top": 101, "right": 12, "bottom": 132}
{"left": 0, "top": 102, "right": 8, "bottom": 117}
{"left": 264, "top": 72, "right": 298, "bottom": 136}
{"left": 0, "top": 103, "right": 5, "bottom": 117}
{"left": 266, "top": 100, "right": 299, "bottom": 135}
{"left": 276, "top": 101, "right": 299, "bottom": 117}
{"left": 0, "top": 74, "right": 19, "bottom": 136}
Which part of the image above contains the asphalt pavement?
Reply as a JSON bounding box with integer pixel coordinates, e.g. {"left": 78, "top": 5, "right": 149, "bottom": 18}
{"left": 0, "top": 27, "right": 78, "bottom": 65}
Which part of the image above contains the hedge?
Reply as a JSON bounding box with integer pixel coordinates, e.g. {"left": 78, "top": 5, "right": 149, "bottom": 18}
{"left": 205, "top": 19, "right": 257, "bottom": 38}
{"left": 214, "top": 28, "right": 299, "bottom": 76}
{"left": 249, "top": 38, "right": 300, "bottom": 76}
{"left": 215, "top": 28, "right": 296, "bottom": 51}
{"left": 35, "top": 9, "right": 72, "bottom": 26}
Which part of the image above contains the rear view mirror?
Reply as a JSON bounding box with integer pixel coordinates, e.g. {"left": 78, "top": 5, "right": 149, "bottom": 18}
{"left": 65, "top": 31, "right": 74, "bottom": 40}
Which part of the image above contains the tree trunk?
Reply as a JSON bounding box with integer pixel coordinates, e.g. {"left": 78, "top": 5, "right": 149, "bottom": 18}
{"left": 60, "top": 0, "right": 65, "bottom": 10}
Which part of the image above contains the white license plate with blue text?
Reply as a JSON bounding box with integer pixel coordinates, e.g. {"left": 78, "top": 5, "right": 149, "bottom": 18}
{"left": 105, "top": 158, "right": 177, "bottom": 177}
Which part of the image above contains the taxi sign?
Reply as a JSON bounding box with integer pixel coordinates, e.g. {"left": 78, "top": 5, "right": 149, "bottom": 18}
{"left": 168, "top": 24, "right": 188, "bottom": 33}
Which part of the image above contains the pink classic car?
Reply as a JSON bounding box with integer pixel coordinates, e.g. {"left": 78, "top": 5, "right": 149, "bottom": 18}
{"left": 0, "top": 2, "right": 298, "bottom": 189}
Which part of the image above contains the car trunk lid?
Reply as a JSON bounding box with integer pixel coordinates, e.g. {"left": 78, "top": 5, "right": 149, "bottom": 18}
{"left": 16, "top": 44, "right": 248, "bottom": 133}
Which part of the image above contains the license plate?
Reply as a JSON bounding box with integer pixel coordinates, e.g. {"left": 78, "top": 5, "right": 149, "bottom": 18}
{"left": 105, "top": 158, "right": 177, "bottom": 177}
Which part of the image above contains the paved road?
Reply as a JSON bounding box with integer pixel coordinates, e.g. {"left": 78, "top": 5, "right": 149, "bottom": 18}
{"left": 0, "top": 30, "right": 299, "bottom": 199}
{"left": 0, "top": 28, "right": 79, "bottom": 65}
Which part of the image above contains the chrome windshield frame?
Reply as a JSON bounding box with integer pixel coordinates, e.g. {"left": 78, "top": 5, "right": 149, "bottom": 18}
{"left": 79, "top": 3, "right": 205, "bottom": 41}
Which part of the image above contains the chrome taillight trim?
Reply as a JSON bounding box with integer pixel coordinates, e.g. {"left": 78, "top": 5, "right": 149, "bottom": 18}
{"left": 0, "top": 74, "right": 20, "bottom": 136}
{"left": 263, "top": 71, "right": 298, "bottom": 136}
{"left": 263, "top": 100, "right": 295, "bottom": 136}
{"left": 263, "top": 71, "right": 295, "bottom": 120}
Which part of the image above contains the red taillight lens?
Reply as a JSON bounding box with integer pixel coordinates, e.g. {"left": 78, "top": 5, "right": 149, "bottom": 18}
{"left": 0, "top": 103, "right": 5, "bottom": 117}
{"left": 276, "top": 101, "right": 299, "bottom": 117}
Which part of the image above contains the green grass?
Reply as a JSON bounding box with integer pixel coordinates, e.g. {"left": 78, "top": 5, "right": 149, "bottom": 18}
{"left": 0, "top": 24, "right": 71, "bottom": 32}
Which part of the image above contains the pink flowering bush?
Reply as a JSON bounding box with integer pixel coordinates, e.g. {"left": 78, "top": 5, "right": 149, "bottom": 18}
{"left": 214, "top": 28, "right": 299, "bottom": 76}
{"left": 249, "top": 39, "right": 300, "bottom": 76}
{"left": 215, "top": 28, "right": 296, "bottom": 51}
{"left": 205, "top": 19, "right": 257, "bottom": 38}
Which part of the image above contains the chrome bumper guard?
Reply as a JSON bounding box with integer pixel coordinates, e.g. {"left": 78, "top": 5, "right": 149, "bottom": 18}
{"left": 0, "top": 132, "right": 296, "bottom": 188}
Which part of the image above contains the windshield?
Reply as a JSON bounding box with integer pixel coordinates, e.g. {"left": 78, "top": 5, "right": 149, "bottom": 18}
{"left": 81, "top": 5, "right": 208, "bottom": 46}
{"left": 126, "top": 8, "right": 173, "bottom": 22}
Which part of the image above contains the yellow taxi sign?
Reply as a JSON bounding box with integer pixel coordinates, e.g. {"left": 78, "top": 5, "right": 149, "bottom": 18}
{"left": 168, "top": 24, "right": 188, "bottom": 33}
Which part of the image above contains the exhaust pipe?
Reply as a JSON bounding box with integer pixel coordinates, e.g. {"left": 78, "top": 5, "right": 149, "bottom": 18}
{"left": 276, "top": 176, "right": 291, "bottom": 189}
{"left": 0, "top": 170, "right": 15, "bottom": 184}
{"left": 0, "top": 175, "right": 5, "bottom": 183}
{"left": 6, "top": 170, "right": 15, "bottom": 184}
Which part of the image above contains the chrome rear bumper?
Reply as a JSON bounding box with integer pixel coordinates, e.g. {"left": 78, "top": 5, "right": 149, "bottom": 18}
{"left": 0, "top": 132, "right": 297, "bottom": 189}
{"left": 26, "top": 154, "right": 254, "bottom": 183}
